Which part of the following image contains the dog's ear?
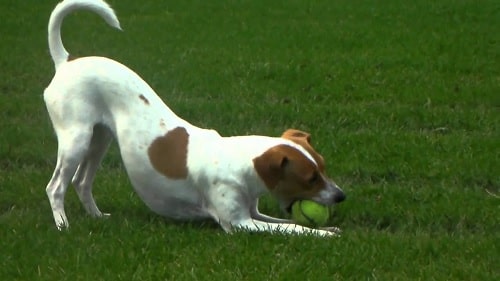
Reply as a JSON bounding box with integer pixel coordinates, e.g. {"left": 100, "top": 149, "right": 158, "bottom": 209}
{"left": 282, "top": 129, "right": 311, "bottom": 144}
{"left": 281, "top": 128, "right": 325, "bottom": 172}
{"left": 253, "top": 147, "right": 289, "bottom": 190}
{"left": 278, "top": 155, "right": 289, "bottom": 169}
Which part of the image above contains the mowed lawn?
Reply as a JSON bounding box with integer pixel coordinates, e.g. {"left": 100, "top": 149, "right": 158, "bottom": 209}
{"left": 0, "top": 0, "right": 498, "bottom": 280}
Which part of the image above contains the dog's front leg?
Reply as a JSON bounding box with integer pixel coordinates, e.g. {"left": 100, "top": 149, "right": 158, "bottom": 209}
{"left": 207, "top": 184, "right": 337, "bottom": 237}
{"left": 249, "top": 199, "right": 293, "bottom": 224}
{"left": 236, "top": 219, "right": 339, "bottom": 237}
{"left": 206, "top": 184, "right": 294, "bottom": 233}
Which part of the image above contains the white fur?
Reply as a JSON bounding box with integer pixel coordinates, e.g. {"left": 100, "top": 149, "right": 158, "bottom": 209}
{"left": 44, "top": 0, "right": 343, "bottom": 236}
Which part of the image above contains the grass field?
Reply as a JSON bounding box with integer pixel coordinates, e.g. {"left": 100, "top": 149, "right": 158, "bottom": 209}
{"left": 1, "top": 0, "right": 498, "bottom": 280}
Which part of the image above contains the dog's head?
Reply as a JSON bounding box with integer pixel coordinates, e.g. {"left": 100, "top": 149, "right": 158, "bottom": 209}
{"left": 253, "top": 129, "right": 345, "bottom": 213}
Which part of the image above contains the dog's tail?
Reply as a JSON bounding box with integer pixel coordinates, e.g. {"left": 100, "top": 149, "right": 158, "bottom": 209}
{"left": 48, "top": 0, "right": 122, "bottom": 69}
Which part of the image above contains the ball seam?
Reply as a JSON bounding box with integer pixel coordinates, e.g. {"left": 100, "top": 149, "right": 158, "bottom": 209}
{"left": 299, "top": 200, "right": 318, "bottom": 226}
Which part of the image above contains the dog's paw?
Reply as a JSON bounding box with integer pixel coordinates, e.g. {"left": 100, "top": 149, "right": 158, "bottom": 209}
{"left": 319, "top": 226, "right": 342, "bottom": 236}
{"left": 56, "top": 221, "right": 69, "bottom": 231}
{"left": 304, "top": 227, "right": 340, "bottom": 237}
{"left": 90, "top": 212, "right": 111, "bottom": 218}
{"left": 55, "top": 213, "right": 69, "bottom": 230}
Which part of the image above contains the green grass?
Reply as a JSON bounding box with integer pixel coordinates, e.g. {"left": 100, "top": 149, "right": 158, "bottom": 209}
{"left": 1, "top": 0, "right": 499, "bottom": 280}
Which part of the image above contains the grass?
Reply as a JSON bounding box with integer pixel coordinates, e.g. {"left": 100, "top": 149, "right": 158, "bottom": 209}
{"left": 0, "top": 0, "right": 498, "bottom": 280}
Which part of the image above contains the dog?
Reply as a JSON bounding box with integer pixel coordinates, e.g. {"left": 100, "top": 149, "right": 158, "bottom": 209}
{"left": 44, "top": 0, "right": 345, "bottom": 236}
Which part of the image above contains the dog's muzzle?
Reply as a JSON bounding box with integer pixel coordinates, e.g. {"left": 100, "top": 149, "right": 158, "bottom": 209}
{"left": 283, "top": 180, "right": 345, "bottom": 213}
{"left": 312, "top": 181, "right": 346, "bottom": 206}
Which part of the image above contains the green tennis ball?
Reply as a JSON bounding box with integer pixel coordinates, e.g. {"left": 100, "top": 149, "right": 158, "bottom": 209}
{"left": 291, "top": 200, "right": 330, "bottom": 227}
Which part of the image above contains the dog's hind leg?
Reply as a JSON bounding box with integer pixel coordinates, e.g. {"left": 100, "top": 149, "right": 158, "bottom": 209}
{"left": 46, "top": 126, "right": 93, "bottom": 229}
{"left": 72, "top": 124, "right": 113, "bottom": 218}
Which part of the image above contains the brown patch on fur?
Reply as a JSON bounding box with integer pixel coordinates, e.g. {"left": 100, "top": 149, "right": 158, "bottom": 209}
{"left": 281, "top": 129, "right": 325, "bottom": 172}
{"left": 148, "top": 127, "right": 189, "bottom": 179}
{"left": 253, "top": 144, "right": 327, "bottom": 207}
{"left": 139, "top": 94, "right": 150, "bottom": 105}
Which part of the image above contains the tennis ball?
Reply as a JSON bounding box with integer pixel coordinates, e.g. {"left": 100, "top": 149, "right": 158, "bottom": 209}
{"left": 291, "top": 200, "right": 330, "bottom": 227}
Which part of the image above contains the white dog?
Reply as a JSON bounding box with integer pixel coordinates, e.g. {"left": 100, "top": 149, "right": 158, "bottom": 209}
{"left": 44, "top": 0, "right": 345, "bottom": 236}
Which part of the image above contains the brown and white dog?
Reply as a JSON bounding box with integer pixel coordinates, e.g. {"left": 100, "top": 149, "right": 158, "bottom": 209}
{"left": 44, "top": 0, "right": 345, "bottom": 236}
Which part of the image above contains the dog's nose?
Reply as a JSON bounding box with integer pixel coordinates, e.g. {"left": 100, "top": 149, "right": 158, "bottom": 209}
{"left": 329, "top": 181, "right": 346, "bottom": 203}
{"left": 334, "top": 190, "right": 346, "bottom": 203}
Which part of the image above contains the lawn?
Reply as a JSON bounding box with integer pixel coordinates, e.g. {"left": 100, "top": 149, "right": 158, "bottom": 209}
{"left": 0, "top": 0, "right": 498, "bottom": 280}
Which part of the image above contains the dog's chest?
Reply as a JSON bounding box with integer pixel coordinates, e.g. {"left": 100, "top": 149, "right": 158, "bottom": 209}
{"left": 130, "top": 175, "right": 210, "bottom": 220}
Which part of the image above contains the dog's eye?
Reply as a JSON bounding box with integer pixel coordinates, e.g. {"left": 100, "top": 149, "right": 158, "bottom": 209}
{"left": 308, "top": 172, "right": 319, "bottom": 184}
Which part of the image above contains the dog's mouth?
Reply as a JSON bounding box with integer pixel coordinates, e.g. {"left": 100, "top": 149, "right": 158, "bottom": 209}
{"left": 285, "top": 201, "right": 296, "bottom": 214}
{"left": 284, "top": 198, "right": 339, "bottom": 214}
